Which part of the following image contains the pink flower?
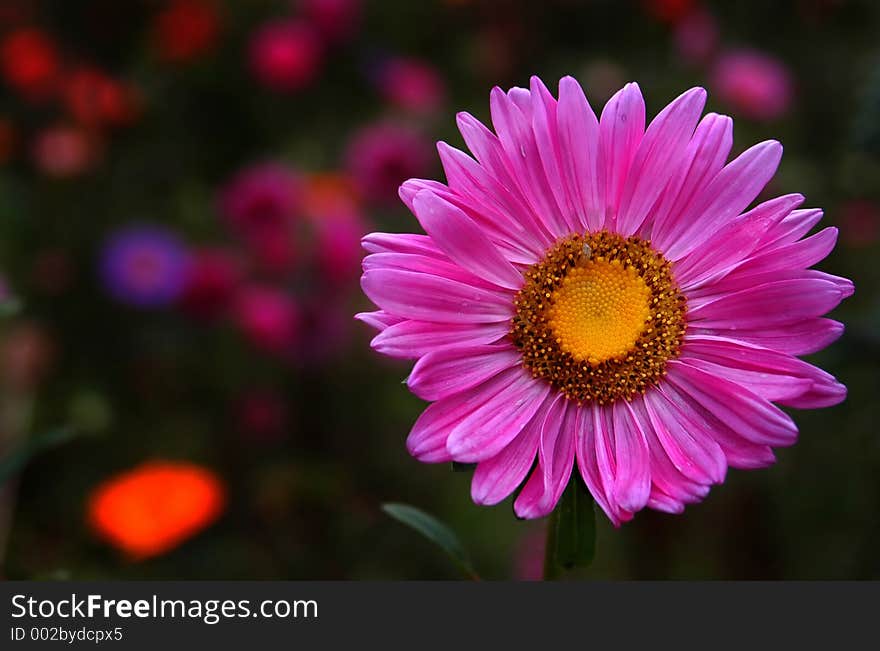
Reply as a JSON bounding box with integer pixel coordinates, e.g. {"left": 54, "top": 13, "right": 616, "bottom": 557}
{"left": 179, "top": 248, "right": 242, "bottom": 320}
{"left": 712, "top": 50, "right": 794, "bottom": 121}
{"left": 345, "top": 123, "right": 432, "bottom": 204}
{"left": 378, "top": 57, "right": 446, "bottom": 115}
{"left": 314, "top": 212, "right": 366, "bottom": 288}
{"left": 299, "top": 0, "right": 361, "bottom": 44}
{"left": 673, "top": 8, "right": 719, "bottom": 66}
{"left": 234, "top": 286, "right": 300, "bottom": 354}
{"left": 359, "top": 77, "right": 851, "bottom": 524}
{"left": 218, "top": 162, "right": 302, "bottom": 237}
{"left": 248, "top": 19, "right": 322, "bottom": 92}
{"left": 32, "top": 125, "right": 100, "bottom": 177}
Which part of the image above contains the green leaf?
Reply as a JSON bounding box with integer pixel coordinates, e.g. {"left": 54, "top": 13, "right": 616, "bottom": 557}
{"left": 0, "top": 427, "right": 79, "bottom": 484}
{"left": 382, "top": 502, "right": 480, "bottom": 580}
{"left": 544, "top": 475, "right": 596, "bottom": 579}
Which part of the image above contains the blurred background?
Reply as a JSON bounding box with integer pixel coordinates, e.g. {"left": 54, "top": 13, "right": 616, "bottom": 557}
{"left": 0, "top": 0, "right": 878, "bottom": 580}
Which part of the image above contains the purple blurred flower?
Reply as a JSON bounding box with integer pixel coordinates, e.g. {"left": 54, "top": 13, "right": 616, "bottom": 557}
{"left": 712, "top": 49, "right": 794, "bottom": 121}
{"left": 218, "top": 162, "right": 302, "bottom": 237}
{"left": 100, "top": 225, "right": 190, "bottom": 308}
{"left": 344, "top": 123, "right": 432, "bottom": 204}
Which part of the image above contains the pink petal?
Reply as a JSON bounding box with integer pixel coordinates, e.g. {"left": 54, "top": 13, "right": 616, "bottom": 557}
{"left": 471, "top": 394, "right": 555, "bottom": 505}
{"left": 407, "top": 343, "right": 522, "bottom": 401}
{"left": 514, "top": 396, "right": 577, "bottom": 518}
{"left": 642, "top": 388, "right": 727, "bottom": 484}
{"left": 616, "top": 87, "right": 706, "bottom": 236}
{"left": 371, "top": 319, "right": 509, "bottom": 359}
{"left": 658, "top": 380, "right": 778, "bottom": 469}
{"left": 758, "top": 208, "right": 824, "bottom": 249}
{"left": 354, "top": 310, "right": 403, "bottom": 332}
{"left": 731, "top": 227, "right": 838, "bottom": 278}
{"left": 666, "top": 360, "right": 798, "bottom": 447}
{"left": 363, "top": 252, "right": 499, "bottom": 289}
{"left": 557, "top": 76, "right": 604, "bottom": 232}
{"left": 650, "top": 112, "right": 732, "bottom": 246}
{"left": 574, "top": 405, "right": 622, "bottom": 525}
{"left": 675, "top": 193, "right": 804, "bottom": 290}
{"left": 411, "top": 190, "right": 523, "bottom": 290}
{"left": 609, "top": 400, "right": 652, "bottom": 513}
{"left": 490, "top": 86, "right": 567, "bottom": 236}
{"left": 688, "top": 318, "right": 844, "bottom": 356}
{"left": 598, "top": 82, "right": 645, "bottom": 221}
{"left": 361, "top": 268, "right": 512, "bottom": 324}
{"left": 683, "top": 334, "right": 846, "bottom": 408}
{"left": 688, "top": 277, "right": 846, "bottom": 329}
{"left": 434, "top": 145, "right": 547, "bottom": 263}
{"left": 407, "top": 367, "right": 530, "bottom": 462}
{"left": 362, "top": 231, "right": 442, "bottom": 257}
{"left": 662, "top": 140, "right": 783, "bottom": 260}
{"left": 445, "top": 367, "right": 551, "bottom": 462}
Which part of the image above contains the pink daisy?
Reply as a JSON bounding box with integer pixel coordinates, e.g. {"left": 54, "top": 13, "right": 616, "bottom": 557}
{"left": 358, "top": 77, "right": 852, "bottom": 525}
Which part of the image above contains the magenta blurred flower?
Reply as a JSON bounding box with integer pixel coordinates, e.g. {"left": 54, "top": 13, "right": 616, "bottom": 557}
{"left": 838, "top": 200, "right": 880, "bottom": 248}
{"left": 345, "top": 123, "right": 432, "bottom": 204}
{"left": 32, "top": 124, "right": 100, "bottom": 178}
{"left": 235, "top": 389, "right": 289, "bottom": 442}
{"left": 179, "top": 248, "right": 242, "bottom": 320}
{"left": 378, "top": 57, "right": 446, "bottom": 115}
{"left": 100, "top": 225, "right": 190, "bottom": 308}
{"left": 219, "top": 162, "right": 302, "bottom": 237}
{"left": 359, "top": 76, "right": 850, "bottom": 524}
{"left": 234, "top": 285, "right": 300, "bottom": 354}
{"left": 314, "top": 213, "right": 366, "bottom": 288}
{"left": 249, "top": 19, "right": 322, "bottom": 92}
{"left": 673, "top": 8, "right": 719, "bottom": 66}
{"left": 300, "top": 0, "right": 361, "bottom": 44}
{"left": 712, "top": 49, "right": 794, "bottom": 121}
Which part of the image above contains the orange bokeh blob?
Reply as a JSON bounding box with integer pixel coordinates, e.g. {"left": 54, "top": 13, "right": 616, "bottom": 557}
{"left": 87, "top": 461, "right": 225, "bottom": 560}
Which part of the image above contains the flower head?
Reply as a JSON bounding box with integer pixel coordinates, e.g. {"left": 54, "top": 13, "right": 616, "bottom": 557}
{"left": 87, "top": 461, "right": 225, "bottom": 559}
{"left": 359, "top": 76, "right": 851, "bottom": 524}
{"left": 712, "top": 49, "right": 794, "bottom": 121}
{"left": 234, "top": 285, "right": 300, "bottom": 354}
{"left": 100, "top": 224, "right": 190, "bottom": 308}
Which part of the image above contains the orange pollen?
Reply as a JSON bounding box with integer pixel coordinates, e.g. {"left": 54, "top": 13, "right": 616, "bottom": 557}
{"left": 509, "top": 231, "right": 687, "bottom": 404}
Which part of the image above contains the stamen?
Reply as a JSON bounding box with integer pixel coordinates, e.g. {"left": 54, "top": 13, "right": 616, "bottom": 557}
{"left": 509, "top": 231, "right": 687, "bottom": 404}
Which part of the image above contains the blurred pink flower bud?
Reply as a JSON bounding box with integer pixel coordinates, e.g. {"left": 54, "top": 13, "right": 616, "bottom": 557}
{"left": 179, "top": 248, "right": 242, "bottom": 320}
{"left": 673, "top": 8, "right": 718, "bottom": 66}
{"left": 249, "top": 19, "right": 322, "bottom": 92}
{"left": 378, "top": 57, "right": 446, "bottom": 115}
{"left": 712, "top": 49, "right": 794, "bottom": 121}
{"left": 234, "top": 286, "right": 300, "bottom": 354}
{"left": 31, "top": 124, "right": 100, "bottom": 177}
{"left": 344, "top": 123, "right": 432, "bottom": 204}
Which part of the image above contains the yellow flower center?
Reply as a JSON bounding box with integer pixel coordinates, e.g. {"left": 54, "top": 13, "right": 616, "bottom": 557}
{"left": 547, "top": 258, "right": 652, "bottom": 366}
{"left": 510, "top": 231, "right": 686, "bottom": 404}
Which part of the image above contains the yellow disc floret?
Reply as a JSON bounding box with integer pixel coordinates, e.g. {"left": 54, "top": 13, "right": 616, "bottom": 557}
{"left": 510, "top": 231, "right": 687, "bottom": 404}
{"left": 547, "top": 257, "right": 652, "bottom": 365}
